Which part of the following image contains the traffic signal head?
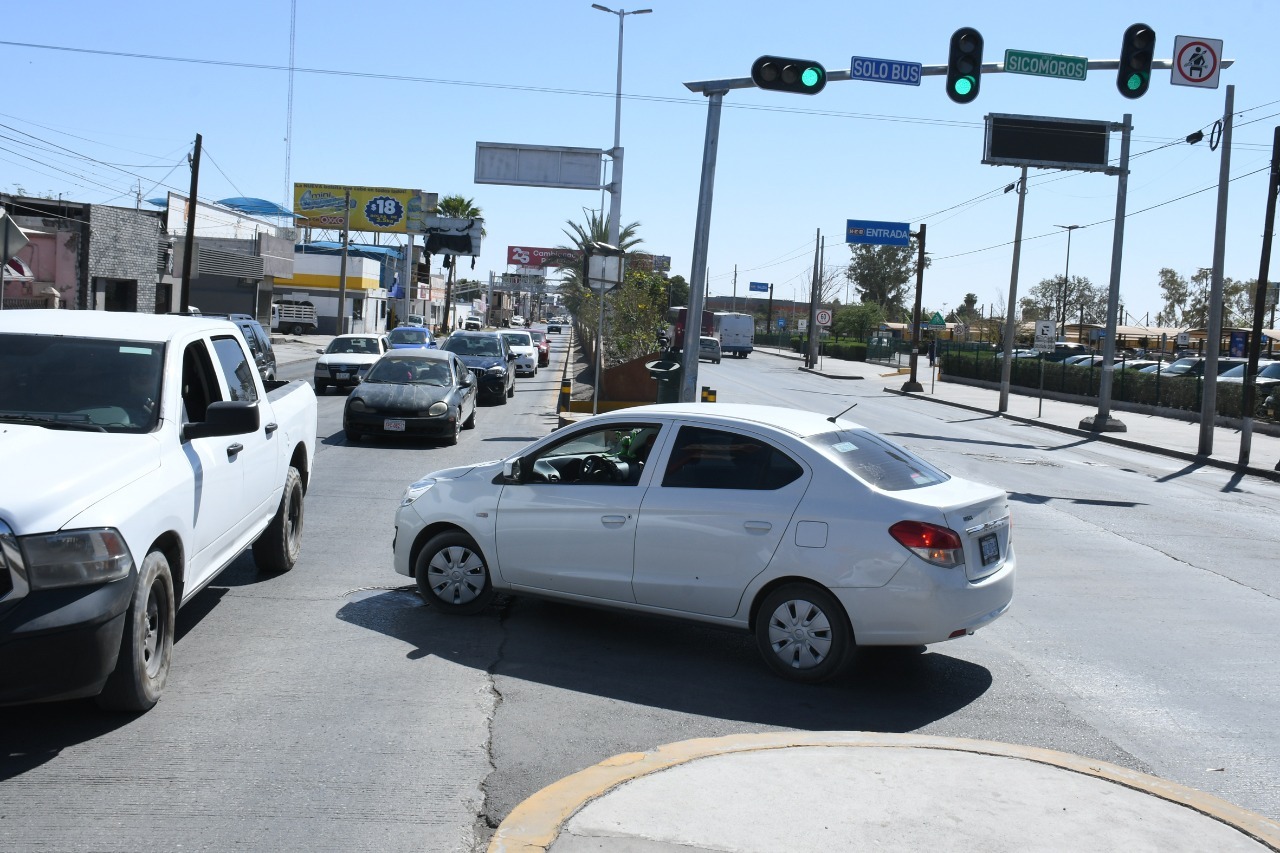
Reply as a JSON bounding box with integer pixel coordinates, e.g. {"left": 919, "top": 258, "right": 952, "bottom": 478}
{"left": 1117, "top": 23, "right": 1156, "bottom": 99}
{"left": 946, "top": 27, "right": 984, "bottom": 104}
{"left": 750, "top": 56, "right": 826, "bottom": 95}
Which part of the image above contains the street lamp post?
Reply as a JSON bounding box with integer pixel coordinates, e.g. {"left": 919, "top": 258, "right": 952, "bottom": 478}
{"left": 1055, "top": 224, "right": 1079, "bottom": 341}
{"left": 591, "top": 4, "right": 651, "bottom": 248}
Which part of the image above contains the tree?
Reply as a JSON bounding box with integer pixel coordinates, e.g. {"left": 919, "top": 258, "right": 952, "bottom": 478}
{"left": 435, "top": 194, "right": 484, "bottom": 334}
{"left": 833, "top": 301, "right": 886, "bottom": 340}
{"left": 554, "top": 209, "right": 644, "bottom": 368}
{"left": 1155, "top": 267, "right": 1252, "bottom": 329}
{"left": 1019, "top": 274, "right": 1105, "bottom": 332}
{"left": 665, "top": 274, "right": 689, "bottom": 310}
{"left": 845, "top": 240, "right": 929, "bottom": 322}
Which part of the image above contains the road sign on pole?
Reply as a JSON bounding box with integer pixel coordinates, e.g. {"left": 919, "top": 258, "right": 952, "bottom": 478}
{"left": 816, "top": 309, "right": 833, "bottom": 326}
{"left": 1171, "top": 36, "right": 1222, "bottom": 88}
{"left": 749, "top": 281, "right": 769, "bottom": 292}
{"left": 848, "top": 55, "right": 922, "bottom": 86}
{"left": 1003, "top": 49, "right": 1088, "bottom": 81}
{"left": 846, "top": 219, "right": 911, "bottom": 247}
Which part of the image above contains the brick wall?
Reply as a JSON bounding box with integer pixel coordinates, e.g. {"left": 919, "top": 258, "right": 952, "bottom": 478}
{"left": 87, "top": 205, "right": 162, "bottom": 312}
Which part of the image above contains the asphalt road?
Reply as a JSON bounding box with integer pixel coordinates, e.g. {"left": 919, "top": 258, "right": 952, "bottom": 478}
{"left": 2, "top": 337, "right": 1277, "bottom": 852}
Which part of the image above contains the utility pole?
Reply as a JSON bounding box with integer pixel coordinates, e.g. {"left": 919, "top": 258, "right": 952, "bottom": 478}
{"left": 1241, "top": 125, "right": 1278, "bottom": 467}
{"left": 179, "top": 133, "right": 201, "bottom": 314}
{"left": 1199, "top": 85, "right": 1235, "bottom": 456}
{"left": 902, "top": 223, "right": 927, "bottom": 392}
{"left": 337, "top": 188, "right": 351, "bottom": 334}
{"left": 998, "top": 168, "right": 1028, "bottom": 413}
{"left": 806, "top": 230, "right": 821, "bottom": 369}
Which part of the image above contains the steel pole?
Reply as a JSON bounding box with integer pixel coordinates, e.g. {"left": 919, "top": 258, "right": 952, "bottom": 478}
{"left": 680, "top": 89, "right": 725, "bottom": 403}
{"left": 1242, "top": 125, "right": 1279, "bottom": 467}
{"left": 1199, "top": 85, "right": 1235, "bottom": 455}
{"left": 999, "top": 168, "right": 1028, "bottom": 413}
{"left": 1085, "top": 114, "right": 1132, "bottom": 432}
{"left": 902, "top": 223, "right": 926, "bottom": 392}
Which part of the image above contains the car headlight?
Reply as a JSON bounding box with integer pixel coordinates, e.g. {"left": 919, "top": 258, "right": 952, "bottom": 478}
{"left": 21, "top": 528, "right": 134, "bottom": 590}
{"left": 314, "top": 364, "right": 327, "bottom": 374}
{"left": 400, "top": 477, "right": 437, "bottom": 506}
{"left": 349, "top": 399, "right": 368, "bottom": 412}
{"left": 486, "top": 365, "right": 507, "bottom": 376}
{"left": 428, "top": 401, "right": 448, "bottom": 417}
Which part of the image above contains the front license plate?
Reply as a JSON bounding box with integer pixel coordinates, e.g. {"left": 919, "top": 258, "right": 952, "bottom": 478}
{"left": 979, "top": 533, "right": 999, "bottom": 566}
{"left": 384, "top": 419, "right": 405, "bottom": 432}
{"left": 336, "top": 372, "right": 350, "bottom": 380}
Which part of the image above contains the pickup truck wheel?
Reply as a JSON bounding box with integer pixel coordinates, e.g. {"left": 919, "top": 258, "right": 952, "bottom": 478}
{"left": 414, "top": 531, "right": 494, "bottom": 614}
{"left": 96, "top": 550, "right": 175, "bottom": 712}
{"left": 253, "top": 466, "right": 304, "bottom": 573}
{"left": 290, "top": 323, "right": 305, "bottom": 335}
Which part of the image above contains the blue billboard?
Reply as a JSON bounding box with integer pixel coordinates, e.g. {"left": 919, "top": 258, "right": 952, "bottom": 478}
{"left": 846, "top": 219, "right": 911, "bottom": 247}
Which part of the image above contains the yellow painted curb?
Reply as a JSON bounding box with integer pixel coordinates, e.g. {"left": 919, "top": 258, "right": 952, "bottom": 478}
{"left": 488, "top": 731, "right": 1280, "bottom": 853}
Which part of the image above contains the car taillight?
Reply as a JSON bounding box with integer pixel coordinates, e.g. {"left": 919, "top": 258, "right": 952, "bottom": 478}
{"left": 889, "top": 520, "right": 965, "bottom": 568}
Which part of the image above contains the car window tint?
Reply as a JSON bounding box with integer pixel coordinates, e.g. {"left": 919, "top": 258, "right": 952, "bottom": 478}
{"left": 211, "top": 335, "right": 258, "bottom": 402}
{"left": 807, "top": 428, "right": 949, "bottom": 491}
{"left": 661, "top": 426, "right": 802, "bottom": 490}
{"left": 530, "top": 422, "right": 662, "bottom": 486}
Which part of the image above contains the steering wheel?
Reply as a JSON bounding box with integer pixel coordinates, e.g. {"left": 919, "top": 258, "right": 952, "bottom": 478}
{"left": 581, "top": 454, "right": 617, "bottom": 482}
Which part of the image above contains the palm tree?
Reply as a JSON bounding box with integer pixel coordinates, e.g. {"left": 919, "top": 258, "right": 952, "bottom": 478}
{"left": 435, "top": 194, "right": 484, "bottom": 334}
{"left": 554, "top": 210, "right": 643, "bottom": 318}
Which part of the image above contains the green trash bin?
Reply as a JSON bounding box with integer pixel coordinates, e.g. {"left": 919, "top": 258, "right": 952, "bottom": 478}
{"left": 647, "top": 358, "right": 683, "bottom": 404}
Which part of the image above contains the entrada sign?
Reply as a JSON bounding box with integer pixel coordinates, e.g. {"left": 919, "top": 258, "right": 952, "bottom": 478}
{"left": 846, "top": 219, "right": 911, "bottom": 247}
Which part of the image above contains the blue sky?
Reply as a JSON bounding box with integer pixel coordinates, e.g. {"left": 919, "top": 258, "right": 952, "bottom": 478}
{"left": 3, "top": 0, "right": 1276, "bottom": 322}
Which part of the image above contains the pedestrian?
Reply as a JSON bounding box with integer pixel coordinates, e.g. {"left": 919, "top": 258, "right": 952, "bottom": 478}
{"left": 927, "top": 338, "right": 937, "bottom": 368}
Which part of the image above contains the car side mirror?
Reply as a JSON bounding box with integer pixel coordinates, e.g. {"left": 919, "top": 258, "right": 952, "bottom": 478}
{"left": 502, "top": 458, "right": 525, "bottom": 483}
{"left": 463, "top": 372, "right": 476, "bottom": 386}
{"left": 507, "top": 352, "right": 517, "bottom": 361}
{"left": 182, "top": 400, "right": 260, "bottom": 442}
{"left": 315, "top": 348, "right": 325, "bottom": 354}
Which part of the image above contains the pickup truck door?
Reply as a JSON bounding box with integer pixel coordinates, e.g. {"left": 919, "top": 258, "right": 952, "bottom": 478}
{"left": 180, "top": 339, "right": 253, "bottom": 591}
{"left": 208, "top": 335, "right": 280, "bottom": 535}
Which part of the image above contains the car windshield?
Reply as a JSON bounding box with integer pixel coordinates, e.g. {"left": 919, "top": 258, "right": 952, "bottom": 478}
{"left": 807, "top": 428, "right": 950, "bottom": 491}
{"left": 1161, "top": 359, "right": 1198, "bottom": 374}
{"left": 328, "top": 337, "right": 380, "bottom": 354}
{"left": 529, "top": 332, "right": 545, "bottom": 343}
{"left": 444, "top": 336, "right": 503, "bottom": 358}
{"left": 502, "top": 333, "right": 532, "bottom": 348}
{"left": 366, "top": 357, "right": 451, "bottom": 385}
{"left": 0, "top": 334, "right": 165, "bottom": 433}
{"left": 390, "top": 328, "right": 429, "bottom": 345}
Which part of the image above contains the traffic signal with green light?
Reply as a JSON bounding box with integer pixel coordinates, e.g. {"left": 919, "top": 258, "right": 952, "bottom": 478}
{"left": 750, "top": 56, "right": 827, "bottom": 95}
{"left": 945, "top": 28, "right": 984, "bottom": 104}
{"left": 1117, "top": 23, "right": 1156, "bottom": 99}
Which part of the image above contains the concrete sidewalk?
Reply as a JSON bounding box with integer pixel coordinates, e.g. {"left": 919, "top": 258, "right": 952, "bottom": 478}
{"left": 490, "top": 732, "right": 1280, "bottom": 852}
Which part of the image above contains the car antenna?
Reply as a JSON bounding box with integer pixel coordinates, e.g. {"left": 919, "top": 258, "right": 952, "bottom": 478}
{"left": 827, "top": 401, "right": 858, "bottom": 423}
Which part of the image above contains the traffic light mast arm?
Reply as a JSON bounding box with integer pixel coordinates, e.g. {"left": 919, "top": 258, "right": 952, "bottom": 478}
{"left": 684, "top": 58, "right": 1232, "bottom": 93}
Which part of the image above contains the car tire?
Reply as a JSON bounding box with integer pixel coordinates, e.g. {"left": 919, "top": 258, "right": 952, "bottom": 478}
{"left": 96, "top": 549, "right": 175, "bottom": 712}
{"left": 345, "top": 426, "right": 363, "bottom": 442}
{"left": 290, "top": 323, "right": 305, "bottom": 336}
{"left": 443, "top": 415, "right": 461, "bottom": 446}
{"left": 463, "top": 404, "right": 477, "bottom": 429}
{"left": 252, "top": 466, "right": 304, "bottom": 573}
{"left": 754, "top": 583, "right": 853, "bottom": 683}
{"left": 506, "top": 382, "right": 515, "bottom": 398}
{"left": 414, "top": 531, "right": 494, "bottom": 615}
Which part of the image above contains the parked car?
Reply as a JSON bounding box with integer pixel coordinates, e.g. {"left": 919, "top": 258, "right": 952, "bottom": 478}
{"left": 1142, "top": 356, "right": 1248, "bottom": 378}
{"left": 500, "top": 330, "right": 539, "bottom": 376}
{"left": 1217, "top": 360, "right": 1280, "bottom": 384}
{"left": 698, "top": 335, "right": 722, "bottom": 364}
{"left": 0, "top": 311, "right": 317, "bottom": 710}
{"left": 1044, "top": 342, "right": 1089, "bottom": 362}
{"left": 392, "top": 404, "right": 1015, "bottom": 682}
{"left": 272, "top": 299, "right": 319, "bottom": 335}
{"left": 528, "top": 329, "right": 550, "bottom": 366}
{"left": 1111, "top": 359, "right": 1161, "bottom": 372}
{"left": 387, "top": 326, "right": 437, "bottom": 350}
{"left": 407, "top": 314, "right": 425, "bottom": 327}
{"left": 343, "top": 350, "right": 478, "bottom": 445}
{"left": 1061, "top": 354, "right": 1098, "bottom": 366}
{"left": 440, "top": 331, "right": 516, "bottom": 403}
{"left": 511, "top": 315, "right": 525, "bottom": 327}
{"left": 462, "top": 316, "right": 484, "bottom": 331}
{"left": 314, "top": 333, "right": 389, "bottom": 393}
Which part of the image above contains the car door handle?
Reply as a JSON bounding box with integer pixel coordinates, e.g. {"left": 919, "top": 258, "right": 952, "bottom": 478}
{"left": 744, "top": 521, "right": 772, "bottom": 532}
{"left": 226, "top": 443, "right": 244, "bottom": 458}
{"left": 264, "top": 421, "right": 278, "bottom": 436}
{"left": 601, "top": 515, "right": 628, "bottom": 526}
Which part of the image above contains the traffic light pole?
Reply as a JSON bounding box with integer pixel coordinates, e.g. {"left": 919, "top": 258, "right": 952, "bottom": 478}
{"left": 679, "top": 88, "right": 726, "bottom": 404}
{"left": 998, "top": 169, "right": 1027, "bottom": 414}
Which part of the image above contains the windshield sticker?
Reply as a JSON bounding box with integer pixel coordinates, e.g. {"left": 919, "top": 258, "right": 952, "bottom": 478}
{"left": 832, "top": 441, "right": 859, "bottom": 453}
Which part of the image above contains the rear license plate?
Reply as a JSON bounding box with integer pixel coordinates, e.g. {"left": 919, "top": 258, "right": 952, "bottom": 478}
{"left": 979, "top": 533, "right": 999, "bottom": 566}
{"left": 384, "top": 419, "right": 405, "bottom": 432}
{"left": 336, "top": 372, "right": 350, "bottom": 380}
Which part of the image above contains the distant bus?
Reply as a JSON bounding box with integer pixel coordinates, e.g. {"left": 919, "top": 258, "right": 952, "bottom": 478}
{"left": 667, "top": 307, "right": 714, "bottom": 349}
{"left": 712, "top": 312, "right": 754, "bottom": 358}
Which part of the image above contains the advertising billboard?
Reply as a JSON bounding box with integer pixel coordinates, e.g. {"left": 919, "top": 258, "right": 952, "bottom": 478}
{"left": 293, "top": 183, "right": 415, "bottom": 233}
{"left": 507, "top": 246, "right": 581, "bottom": 267}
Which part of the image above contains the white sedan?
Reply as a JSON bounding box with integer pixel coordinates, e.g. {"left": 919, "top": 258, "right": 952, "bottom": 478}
{"left": 499, "top": 330, "right": 539, "bottom": 376}
{"left": 314, "top": 333, "right": 389, "bottom": 393}
{"left": 392, "top": 404, "right": 1015, "bottom": 682}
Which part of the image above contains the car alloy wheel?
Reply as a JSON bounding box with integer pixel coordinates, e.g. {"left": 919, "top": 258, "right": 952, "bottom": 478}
{"left": 755, "top": 583, "right": 852, "bottom": 682}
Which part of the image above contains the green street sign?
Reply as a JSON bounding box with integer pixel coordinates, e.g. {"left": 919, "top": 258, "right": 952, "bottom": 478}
{"left": 1004, "top": 49, "right": 1088, "bottom": 81}
{"left": 929, "top": 312, "right": 946, "bottom": 326}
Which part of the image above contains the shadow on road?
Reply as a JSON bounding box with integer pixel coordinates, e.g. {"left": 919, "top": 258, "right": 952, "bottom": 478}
{"left": 336, "top": 588, "right": 992, "bottom": 733}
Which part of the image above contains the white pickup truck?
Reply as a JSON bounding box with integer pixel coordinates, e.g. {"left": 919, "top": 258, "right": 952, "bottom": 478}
{"left": 0, "top": 311, "right": 318, "bottom": 712}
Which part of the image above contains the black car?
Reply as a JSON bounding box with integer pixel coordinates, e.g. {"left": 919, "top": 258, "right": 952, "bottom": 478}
{"left": 343, "top": 350, "right": 478, "bottom": 445}
{"left": 440, "top": 331, "right": 516, "bottom": 403}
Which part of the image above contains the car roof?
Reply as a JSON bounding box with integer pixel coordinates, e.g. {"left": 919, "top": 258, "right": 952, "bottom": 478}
{"left": 0, "top": 309, "right": 240, "bottom": 342}
{"left": 598, "top": 403, "right": 860, "bottom": 438}
{"left": 335, "top": 332, "right": 382, "bottom": 340}
{"left": 377, "top": 348, "right": 451, "bottom": 362}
